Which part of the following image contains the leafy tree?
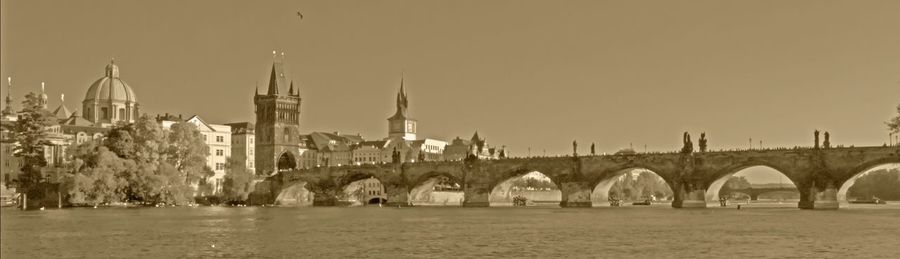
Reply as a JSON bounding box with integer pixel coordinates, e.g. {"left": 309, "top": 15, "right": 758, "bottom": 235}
{"left": 165, "top": 122, "right": 210, "bottom": 184}
{"left": 724, "top": 176, "right": 752, "bottom": 190}
{"left": 154, "top": 161, "right": 194, "bottom": 205}
{"left": 608, "top": 171, "right": 672, "bottom": 200}
{"left": 223, "top": 157, "right": 254, "bottom": 203}
{"left": 887, "top": 103, "right": 900, "bottom": 134}
{"left": 63, "top": 115, "right": 198, "bottom": 206}
{"left": 64, "top": 147, "right": 131, "bottom": 206}
{"left": 13, "top": 92, "right": 58, "bottom": 194}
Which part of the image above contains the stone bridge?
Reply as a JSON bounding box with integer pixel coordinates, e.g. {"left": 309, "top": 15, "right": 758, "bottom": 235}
{"left": 252, "top": 146, "right": 899, "bottom": 209}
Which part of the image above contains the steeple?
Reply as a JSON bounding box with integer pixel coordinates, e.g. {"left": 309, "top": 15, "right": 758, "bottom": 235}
{"left": 266, "top": 51, "right": 289, "bottom": 96}
{"left": 392, "top": 75, "right": 409, "bottom": 119}
{"left": 386, "top": 74, "right": 417, "bottom": 140}
{"left": 2, "top": 77, "right": 12, "bottom": 116}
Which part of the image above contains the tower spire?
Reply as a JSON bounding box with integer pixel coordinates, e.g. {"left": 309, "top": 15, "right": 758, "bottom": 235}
{"left": 2, "top": 77, "right": 12, "bottom": 116}
{"left": 289, "top": 81, "right": 295, "bottom": 95}
{"left": 266, "top": 51, "right": 287, "bottom": 96}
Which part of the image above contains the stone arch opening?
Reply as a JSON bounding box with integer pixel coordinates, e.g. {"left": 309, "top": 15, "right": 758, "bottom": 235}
{"left": 338, "top": 175, "right": 386, "bottom": 207}
{"left": 277, "top": 152, "right": 297, "bottom": 172}
{"left": 409, "top": 173, "right": 464, "bottom": 206}
{"left": 706, "top": 165, "right": 798, "bottom": 207}
{"left": 274, "top": 181, "right": 315, "bottom": 206}
{"left": 591, "top": 168, "right": 673, "bottom": 207}
{"left": 837, "top": 163, "right": 899, "bottom": 207}
{"left": 489, "top": 171, "right": 561, "bottom": 207}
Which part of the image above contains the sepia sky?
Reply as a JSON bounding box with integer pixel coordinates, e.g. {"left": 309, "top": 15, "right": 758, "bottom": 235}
{"left": 2, "top": 0, "right": 899, "bottom": 175}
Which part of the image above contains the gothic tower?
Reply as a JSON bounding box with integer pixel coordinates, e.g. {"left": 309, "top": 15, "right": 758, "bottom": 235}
{"left": 254, "top": 53, "right": 302, "bottom": 175}
{"left": 387, "top": 77, "right": 417, "bottom": 140}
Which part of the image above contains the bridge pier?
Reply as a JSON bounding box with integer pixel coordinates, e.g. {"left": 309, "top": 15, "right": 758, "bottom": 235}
{"left": 799, "top": 183, "right": 839, "bottom": 210}
{"left": 462, "top": 184, "right": 490, "bottom": 207}
{"left": 384, "top": 186, "right": 411, "bottom": 207}
{"left": 559, "top": 181, "right": 592, "bottom": 207}
{"left": 672, "top": 183, "right": 707, "bottom": 208}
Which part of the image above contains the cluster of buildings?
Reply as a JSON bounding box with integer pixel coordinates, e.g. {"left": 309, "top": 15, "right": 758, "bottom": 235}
{"left": 0, "top": 55, "right": 507, "bottom": 195}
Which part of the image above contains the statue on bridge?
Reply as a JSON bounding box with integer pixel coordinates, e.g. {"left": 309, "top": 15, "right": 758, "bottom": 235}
{"left": 681, "top": 132, "right": 694, "bottom": 154}
{"left": 573, "top": 140, "right": 578, "bottom": 156}
{"left": 699, "top": 132, "right": 708, "bottom": 152}
{"left": 590, "top": 143, "right": 596, "bottom": 156}
{"left": 823, "top": 131, "right": 831, "bottom": 148}
{"left": 392, "top": 148, "right": 401, "bottom": 164}
{"left": 814, "top": 130, "right": 820, "bottom": 149}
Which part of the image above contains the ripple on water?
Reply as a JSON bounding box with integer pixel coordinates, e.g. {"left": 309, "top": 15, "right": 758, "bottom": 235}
{"left": 3, "top": 207, "right": 900, "bottom": 258}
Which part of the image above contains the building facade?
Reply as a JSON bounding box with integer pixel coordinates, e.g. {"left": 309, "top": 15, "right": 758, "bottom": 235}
{"left": 225, "top": 122, "right": 255, "bottom": 173}
{"left": 443, "top": 131, "right": 506, "bottom": 161}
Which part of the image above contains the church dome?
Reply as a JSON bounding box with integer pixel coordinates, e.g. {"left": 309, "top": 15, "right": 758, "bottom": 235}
{"left": 83, "top": 61, "right": 137, "bottom": 103}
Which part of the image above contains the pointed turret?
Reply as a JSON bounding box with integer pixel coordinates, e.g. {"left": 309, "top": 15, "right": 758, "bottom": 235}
{"left": 288, "top": 81, "right": 295, "bottom": 96}
{"left": 53, "top": 94, "right": 71, "bottom": 119}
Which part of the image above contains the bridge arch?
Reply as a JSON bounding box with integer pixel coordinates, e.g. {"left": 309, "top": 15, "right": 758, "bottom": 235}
{"left": 837, "top": 159, "right": 900, "bottom": 206}
{"left": 489, "top": 169, "right": 562, "bottom": 207}
{"left": 274, "top": 181, "right": 315, "bottom": 206}
{"left": 277, "top": 151, "right": 297, "bottom": 172}
{"left": 409, "top": 171, "right": 465, "bottom": 206}
{"left": 589, "top": 167, "right": 674, "bottom": 207}
{"left": 336, "top": 171, "right": 387, "bottom": 206}
{"left": 706, "top": 164, "right": 799, "bottom": 205}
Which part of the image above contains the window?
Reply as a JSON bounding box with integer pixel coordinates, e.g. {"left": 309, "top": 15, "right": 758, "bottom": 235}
{"left": 118, "top": 108, "right": 125, "bottom": 120}
{"left": 216, "top": 149, "right": 223, "bottom": 156}
{"left": 250, "top": 137, "right": 253, "bottom": 144}
{"left": 215, "top": 163, "right": 224, "bottom": 170}
{"left": 249, "top": 149, "right": 253, "bottom": 156}
{"left": 216, "top": 136, "right": 224, "bottom": 142}
{"left": 101, "top": 108, "right": 109, "bottom": 119}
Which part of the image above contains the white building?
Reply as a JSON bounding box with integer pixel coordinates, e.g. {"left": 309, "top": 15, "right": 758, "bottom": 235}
{"left": 161, "top": 115, "right": 231, "bottom": 193}
{"left": 225, "top": 122, "right": 255, "bottom": 173}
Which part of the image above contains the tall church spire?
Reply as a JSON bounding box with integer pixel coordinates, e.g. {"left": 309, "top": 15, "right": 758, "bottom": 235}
{"left": 2, "top": 77, "right": 13, "bottom": 116}
{"left": 394, "top": 75, "right": 409, "bottom": 118}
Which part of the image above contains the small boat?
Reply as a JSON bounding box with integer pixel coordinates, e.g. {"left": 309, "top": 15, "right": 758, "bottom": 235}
{"left": 849, "top": 197, "right": 887, "bottom": 204}
{"left": 632, "top": 199, "right": 652, "bottom": 206}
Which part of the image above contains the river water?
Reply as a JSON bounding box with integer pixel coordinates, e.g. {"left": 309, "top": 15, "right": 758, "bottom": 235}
{"left": 2, "top": 204, "right": 899, "bottom": 258}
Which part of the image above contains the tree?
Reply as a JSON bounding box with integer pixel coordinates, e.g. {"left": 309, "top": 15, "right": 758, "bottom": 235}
{"left": 164, "top": 122, "right": 210, "bottom": 184}
{"left": 64, "top": 147, "right": 131, "bottom": 206}
{"left": 725, "top": 176, "right": 752, "bottom": 190}
{"left": 887, "top": 103, "right": 900, "bottom": 134}
{"left": 13, "top": 92, "right": 58, "bottom": 194}
{"left": 223, "top": 157, "right": 254, "bottom": 203}
{"left": 63, "top": 115, "right": 197, "bottom": 206}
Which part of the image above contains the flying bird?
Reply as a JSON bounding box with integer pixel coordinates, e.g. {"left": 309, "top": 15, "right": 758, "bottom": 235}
{"left": 296, "top": 11, "right": 304, "bottom": 20}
